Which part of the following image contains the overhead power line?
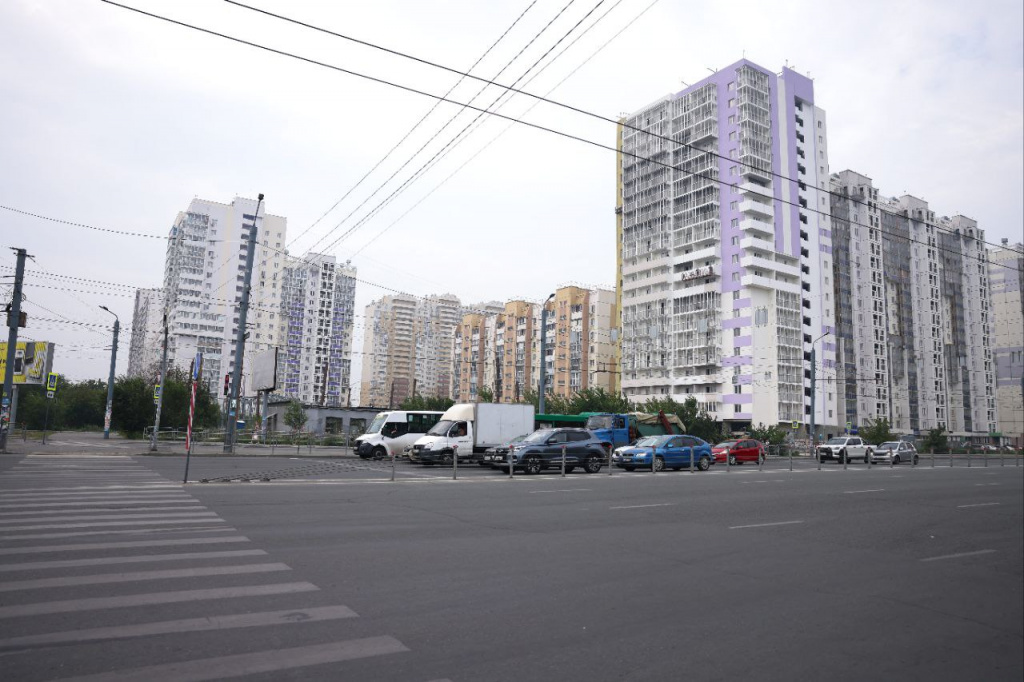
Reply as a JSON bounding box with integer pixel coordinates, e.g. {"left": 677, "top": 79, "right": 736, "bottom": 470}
{"left": 220, "top": 0, "right": 1024, "bottom": 259}
{"left": 97, "top": 1, "right": 1021, "bottom": 275}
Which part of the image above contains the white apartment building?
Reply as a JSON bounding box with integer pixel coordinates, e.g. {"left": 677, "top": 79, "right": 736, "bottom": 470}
{"left": 276, "top": 253, "right": 357, "bottom": 406}
{"left": 989, "top": 240, "right": 1023, "bottom": 445}
{"left": 161, "top": 196, "right": 287, "bottom": 396}
{"left": 618, "top": 59, "right": 836, "bottom": 433}
{"left": 127, "top": 287, "right": 164, "bottom": 378}
{"left": 831, "top": 171, "right": 997, "bottom": 438}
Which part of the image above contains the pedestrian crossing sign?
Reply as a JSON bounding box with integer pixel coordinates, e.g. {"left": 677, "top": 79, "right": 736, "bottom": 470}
{"left": 46, "top": 372, "right": 58, "bottom": 392}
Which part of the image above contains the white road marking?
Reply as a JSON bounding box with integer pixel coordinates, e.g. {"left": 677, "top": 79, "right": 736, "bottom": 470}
{"left": 2, "top": 517, "right": 225, "bottom": 532}
{"left": 921, "top": 549, "right": 997, "bottom": 562}
{"left": 843, "top": 489, "right": 886, "bottom": 494}
{"left": 0, "top": 525, "right": 235, "bottom": 541}
{"left": 0, "top": 562, "right": 291, "bottom": 592}
{"left": 957, "top": 502, "right": 1002, "bottom": 508}
{"left": 0, "top": 536, "right": 250, "bottom": 556}
{"left": 0, "top": 549, "right": 267, "bottom": 572}
{"left": 529, "top": 489, "right": 591, "bottom": 494}
{"left": 0, "top": 604, "right": 358, "bottom": 650}
{"left": 974, "top": 483, "right": 1000, "bottom": 486}
{"left": 729, "top": 520, "right": 804, "bottom": 530}
{"left": 609, "top": 503, "right": 676, "bottom": 510}
{"left": 0, "top": 500, "right": 202, "bottom": 510}
{"left": 0, "top": 507, "right": 208, "bottom": 518}
{"left": 0, "top": 582, "right": 320, "bottom": 618}
{"left": 53, "top": 635, "right": 408, "bottom": 681}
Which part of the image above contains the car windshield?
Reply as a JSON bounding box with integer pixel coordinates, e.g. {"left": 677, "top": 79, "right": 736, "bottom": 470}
{"left": 878, "top": 442, "right": 900, "bottom": 450}
{"left": 366, "top": 414, "right": 389, "bottom": 434}
{"left": 507, "top": 434, "right": 528, "bottom": 445}
{"left": 826, "top": 438, "right": 847, "bottom": 445}
{"left": 633, "top": 436, "right": 661, "bottom": 447}
{"left": 523, "top": 429, "right": 555, "bottom": 443}
{"left": 715, "top": 441, "right": 738, "bottom": 448}
{"left": 585, "top": 415, "right": 614, "bottom": 430}
{"left": 426, "top": 419, "right": 455, "bottom": 436}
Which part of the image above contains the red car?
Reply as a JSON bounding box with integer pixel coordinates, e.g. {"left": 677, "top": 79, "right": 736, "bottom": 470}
{"left": 712, "top": 439, "right": 765, "bottom": 465}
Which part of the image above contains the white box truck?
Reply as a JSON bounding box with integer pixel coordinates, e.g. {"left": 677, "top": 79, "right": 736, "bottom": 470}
{"left": 410, "top": 403, "right": 535, "bottom": 464}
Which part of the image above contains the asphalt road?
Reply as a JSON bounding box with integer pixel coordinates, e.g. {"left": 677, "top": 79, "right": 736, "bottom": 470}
{"left": 0, "top": 438, "right": 1021, "bottom": 681}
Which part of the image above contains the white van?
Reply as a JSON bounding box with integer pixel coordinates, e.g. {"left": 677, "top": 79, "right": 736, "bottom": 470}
{"left": 354, "top": 411, "right": 444, "bottom": 459}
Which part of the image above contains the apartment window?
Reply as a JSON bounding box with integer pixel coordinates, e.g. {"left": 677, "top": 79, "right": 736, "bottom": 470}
{"left": 728, "top": 81, "right": 735, "bottom": 91}
{"left": 731, "top": 254, "right": 739, "bottom": 263}
{"left": 817, "top": 121, "right": 822, "bottom": 128}
{"left": 734, "top": 404, "right": 741, "bottom": 413}
{"left": 731, "top": 218, "right": 739, "bottom": 227}
{"left": 733, "top": 327, "right": 741, "bottom": 337}
{"left": 728, "top": 115, "right": 736, "bottom": 124}
{"left": 730, "top": 166, "right": 738, "bottom": 176}
{"left": 731, "top": 273, "right": 740, "bottom": 282}
{"left": 730, "top": 201, "right": 738, "bottom": 210}
{"left": 729, "top": 98, "right": 736, "bottom": 107}
{"left": 731, "top": 236, "right": 739, "bottom": 246}
{"left": 729, "top": 131, "right": 737, "bottom": 141}
{"left": 733, "top": 290, "right": 741, "bottom": 300}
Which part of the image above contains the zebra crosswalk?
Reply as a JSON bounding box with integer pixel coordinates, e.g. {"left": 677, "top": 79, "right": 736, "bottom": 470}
{"left": 0, "top": 454, "right": 418, "bottom": 680}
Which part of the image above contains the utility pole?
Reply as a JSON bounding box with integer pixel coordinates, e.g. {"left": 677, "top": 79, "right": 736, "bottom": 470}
{"left": 538, "top": 293, "right": 554, "bottom": 415}
{"left": 809, "top": 345, "right": 817, "bottom": 447}
{"left": 0, "top": 248, "right": 28, "bottom": 453}
{"left": 150, "top": 313, "right": 169, "bottom": 451}
{"left": 100, "top": 306, "right": 120, "bottom": 439}
{"left": 224, "top": 194, "right": 263, "bottom": 453}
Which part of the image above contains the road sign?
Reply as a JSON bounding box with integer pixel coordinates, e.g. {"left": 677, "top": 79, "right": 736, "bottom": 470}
{"left": 46, "top": 372, "right": 58, "bottom": 392}
{"left": 791, "top": 421, "right": 800, "bottom": 430}
{"left": 46, "top": 391, "right": 55, "bottom": 400}
{"left": 192, "top": 352, "right": 203, "bottom": 381}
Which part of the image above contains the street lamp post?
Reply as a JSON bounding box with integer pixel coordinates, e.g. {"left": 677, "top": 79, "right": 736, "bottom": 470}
{"left": 810, "top": 330, "right": 831, "bottom": 453}
{"left": 99, "top": 306, "right": 119, "bottom": 440}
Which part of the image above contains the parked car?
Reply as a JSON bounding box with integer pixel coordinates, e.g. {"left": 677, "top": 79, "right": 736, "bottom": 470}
{"left": 817, "top": 436, "right": 873, "bottom": 463}
{"left": 870, "top": 441, "right": 919, "bottom": 465}
{"left": 712, "top": 439, "right": 765, "bottom": 465}
{"left": 481, "top": 434, "right": 530, "bottom": 466}
{"left": 616, "top": 435, "right": 714, "bottom": 472}
{"left": 494, "top": 428, "right": 607, "bottom": 475}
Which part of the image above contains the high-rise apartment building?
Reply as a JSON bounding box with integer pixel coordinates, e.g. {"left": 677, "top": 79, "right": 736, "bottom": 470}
{"left": 451, "top": 286, "right": 617, "bottom": 403}
{"left": 617, "top": 60, "right": 835, "bottom": 432}
{"left": 830, "top": 172, "right": 996, "bottom": 438}
{"left": 161, "top": 196, "right": 287, "bottom": 395}
{"left": 127, "top": 287, "right": 164, "bottom": 378}
{"left": 277, "top": 253, "right": 357, "bottom": 406}
{"left": 359, "top": 293, "right": 463, "bottom": 407}
{"left": 989, "top": 240, "right": 1023, "bottom": 445}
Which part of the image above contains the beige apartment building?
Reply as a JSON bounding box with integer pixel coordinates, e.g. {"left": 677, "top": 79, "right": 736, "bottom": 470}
{"left": 989, "top": 239, "right": 1023, "bottom": 445}
{"left": 359, "top": 293, "right": 463, "bottom": 407}
{"left": 451, "top": 286, "right": 617, "bottom": 403}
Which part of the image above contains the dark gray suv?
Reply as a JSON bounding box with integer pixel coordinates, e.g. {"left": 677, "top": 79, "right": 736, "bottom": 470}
{"left": 492, "top": 428, "right": 607, "bottom": 475}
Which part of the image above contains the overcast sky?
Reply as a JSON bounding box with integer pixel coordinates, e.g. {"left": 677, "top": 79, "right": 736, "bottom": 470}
{"left": 2, "top": 0, "right": 1021, "bottom": 391}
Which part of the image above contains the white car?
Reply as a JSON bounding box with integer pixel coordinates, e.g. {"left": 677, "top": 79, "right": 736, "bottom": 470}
{"left": 817, "top": 436, "right": 873, "bottom": 464}
{"left": 870, "top": 441, "right": 919, "bottom": 465}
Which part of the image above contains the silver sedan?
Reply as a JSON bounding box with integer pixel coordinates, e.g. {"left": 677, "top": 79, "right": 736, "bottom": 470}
{"left": 869, "top": 441, "right": 919, "bottom": 465}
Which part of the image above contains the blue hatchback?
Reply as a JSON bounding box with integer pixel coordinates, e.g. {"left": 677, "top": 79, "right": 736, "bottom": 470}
{"left": 614, "top": 435, "right": 714, "bottom": 472}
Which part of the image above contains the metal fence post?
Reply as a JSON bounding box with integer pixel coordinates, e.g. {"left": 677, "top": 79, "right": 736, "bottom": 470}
{"left": 843, "top": 450, "right": 848, "bottom": 471}
{"left": 561, "top": 445, "right": 566, "bottom": 478}
{"left": 726, "top": 447, "right": 731, "bottom": 473}
{"left": 868, "top": 448, "right": 873, "bottom": 470}
{"left": 984, "top": 448, "right": 988, "bottom": 467}
{"left": 912, "top": 448, "right": 917, "bottom": 468}
{"left": 453, "top": 445, "right": 458, "bottom": 481}
{"left": 508, "top": 449, "right": 514, "bottom": 479}
{"left": 968, "top": 447, "right": 972, "bottom": 468}
{"left": 789, "top": 447, "right": 793, "bottom": 472}
{"left": 930, "top": 447, "right": 934, "bottom": 468}
{"left": 949, "top": 448, "right": 953, "bottom": 467}
{"left": 691, "top": 447, "right": 696, "bottom": 474}
{"left": 758, "top": 447, "right": 764, "bottom": 472}
{"left": 1000, "top": 447, "right": 1003, "bottom": 467}
{"left": 391, "top": 451, "right": 396, "bottom": 482}
{"left": 608, "top": 445, "right": 613, "bottom": 476}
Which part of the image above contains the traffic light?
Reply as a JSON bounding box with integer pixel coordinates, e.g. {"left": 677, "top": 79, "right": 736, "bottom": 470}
{"left": 223, "top": 373, "right": 231, "bottom": 396}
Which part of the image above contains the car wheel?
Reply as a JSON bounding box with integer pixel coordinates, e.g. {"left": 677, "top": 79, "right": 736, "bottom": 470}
{"left": 524, "top": 456, "right": 542, "bottom": 475}
{"left": 654, "top": 456, "right": 665, "bottom": 472}
{"left": 697, "top": 455, "right": 711, "bottom": 471}
{"left": 893, "top": 454, "right": 901, "bottom": 465}
{"left": 728, "top": 455, "right": 737, "bottom": 466}
{"left": 624, "top": 465, "right": 636, "bottom": 472}
{"left": 583, "top": 456, "right": 602, "bottom": 474}
{"left": 440, "top": 452, "right": 453, "bottom": 466}
{"left": 372, "top": 447, "right": 387, "bottom": 461}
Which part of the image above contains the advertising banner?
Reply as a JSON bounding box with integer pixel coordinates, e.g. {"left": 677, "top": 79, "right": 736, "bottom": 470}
{"left": 0, "top": 342, "right": 54, "bottom": 385}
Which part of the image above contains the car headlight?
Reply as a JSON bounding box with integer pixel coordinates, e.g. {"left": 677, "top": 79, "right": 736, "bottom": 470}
{"left": 634, "top": 452, "right": 646, "bottom": 458}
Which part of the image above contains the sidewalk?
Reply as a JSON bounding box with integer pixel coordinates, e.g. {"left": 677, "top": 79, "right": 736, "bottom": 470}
{"left": 1, "top": 431, "right": 355, "bottom": 458}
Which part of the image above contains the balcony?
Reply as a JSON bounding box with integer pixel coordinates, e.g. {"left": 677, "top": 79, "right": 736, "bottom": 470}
{"left": 740, "top": 254, "right": 801, "bottom": 280}
{"left": 739, "top": 235, "right": 775, "bottom": 252}
{"left": 741, "top": 273, "right": 801, "bottom": 294}
{"left": 737, "top": 181, "right": 773, "bottom": 199}
{"left": 739, "top": 218, "right": 774, "bottom": 240}
{"left": 739, "top": 199, "right": 774, "bottom": 220}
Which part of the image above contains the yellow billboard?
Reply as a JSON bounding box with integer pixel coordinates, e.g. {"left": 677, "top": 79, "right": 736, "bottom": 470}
{"left": 0, "top": 342, "right": 54, "bottom": 385}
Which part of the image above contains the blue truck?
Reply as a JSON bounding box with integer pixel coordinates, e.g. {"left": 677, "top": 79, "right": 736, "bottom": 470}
{"left": 583, "top": 412, "right": 685, "bottom": 450}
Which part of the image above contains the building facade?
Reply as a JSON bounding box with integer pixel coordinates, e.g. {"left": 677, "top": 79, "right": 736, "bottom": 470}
{"left": 617, "top": 59, "right": 835, "bottom": 433}
{"left": 830, "top": 171, "right": 997, "bottom": 439}
{"left": 277, "top": 253, "right": 357, "bottom": 406}
{"left": 451, "top": 286, "right": 617, "bottom": 403}
{"left": 989, "top": 240, "right": 1024, "bottom": 445}
{"left": 127, "top": 287, "right": 165, "bottom": 378}
{"left": 359, "top": 293, "right": 463, "bottom": 407}
{"left": 161, "top": 196, "right": 288, "bottom": 396}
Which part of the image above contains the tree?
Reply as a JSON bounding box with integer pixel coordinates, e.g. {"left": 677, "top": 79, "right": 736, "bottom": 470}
{"left": 283, "top": 400, "right": 308, "bottom": 433}
{"left": 399, "top": 394, "right": 455, "bottom": 411}
{"left": 111, "top": 376, "right": 155, "bottom": 438}
{"left": 749, "top": 423, "right": 787, "bottom": 446}
{"left": 860, "top": 417, "right": 894, "bottom": 445}
{"left": 567, "top": 387, "right": 630, "bottom": 414}
{"left": 477, "top": 387, "right": 494, "bottom": 403}
{"left": 922, "top": 427, "right": 947, "bottom": 452}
